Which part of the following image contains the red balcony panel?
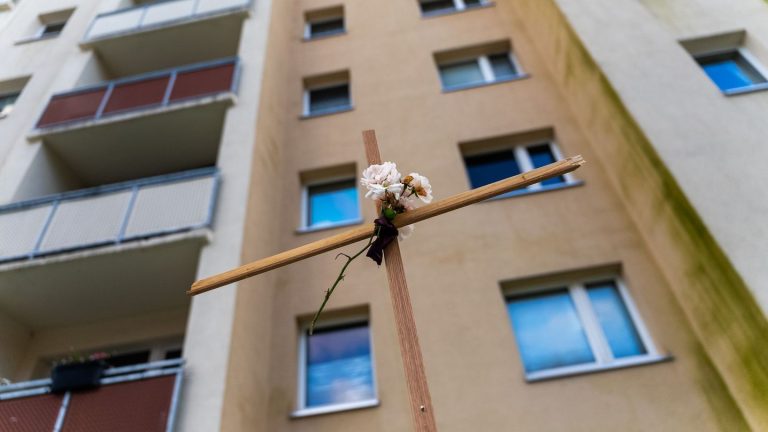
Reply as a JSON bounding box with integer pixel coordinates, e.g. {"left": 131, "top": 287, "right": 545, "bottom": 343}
{"left": 0, "top": 394, "right": 63, "bottom": 432}
{"left": 170, "top": 63, "right": 235, "bottom": 101}
{"left": 102, "top": 76, "right": 170, "bottom": 115}
{"left": 60, "top": 375, "right": 176, "bottom": 432}
{"left": 37, "top": 88, "right": 106, "bottom": 127}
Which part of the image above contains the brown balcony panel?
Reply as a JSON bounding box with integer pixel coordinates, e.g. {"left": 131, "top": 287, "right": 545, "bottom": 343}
{"left": 170, "top": 63, "right": 235, "bottom": 101}
{"left": 61, "top": 375, "right": 176, "bottom": 432}
{"left": 0, "top": 394, "right": 63, "bottom": 432}
{"left": 35, "top": 59, "right": 237, "bottom": 130}
{"left": 37, "top": 88, "right": 106, "bottom": 128}
{"left": 103, "top": 76, "right": 170, "bottom": 114}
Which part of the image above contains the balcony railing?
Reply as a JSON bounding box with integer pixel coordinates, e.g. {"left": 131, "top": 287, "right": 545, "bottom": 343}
{"left": 0, "top": 359, "right": 183, "bottom": 432}
{"left": 84, "top": 0, "right": 251, "bottom": 42}
{"left": 0, "top": 168, "right": 219, "bottom": 264}
{"left": 35, "top": 58, "right": 239, "bottom": 129}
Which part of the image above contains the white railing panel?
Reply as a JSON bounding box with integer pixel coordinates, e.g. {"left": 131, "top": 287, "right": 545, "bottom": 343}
{"left": 38, "top": 191, "right": 132, "bottom": 254}
{"left": 88, "top": 8, "right": 143, "bottom": 39}
{"left": 0, "top": 205, "right": 51, "bottom": 260}
{"left": 142, "top": 0, "right": 195, "bottom": 27}
{"left": 124, "top": 176, "right": 214, "bottom": 238}
{"left": 197, "top": 0, "right": 249, "bottom": 14}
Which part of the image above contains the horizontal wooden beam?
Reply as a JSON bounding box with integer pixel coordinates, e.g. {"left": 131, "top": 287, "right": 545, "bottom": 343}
{"left": 188, "top": 155, "right": 585, "bottom": 296}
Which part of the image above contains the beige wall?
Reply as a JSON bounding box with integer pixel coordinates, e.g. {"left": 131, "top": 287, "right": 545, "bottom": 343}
{"left": 499, "top": 0, "right": 768, "bottom": 428}
{"left": 217, "top": 0, "right": 750, "bottom": 430}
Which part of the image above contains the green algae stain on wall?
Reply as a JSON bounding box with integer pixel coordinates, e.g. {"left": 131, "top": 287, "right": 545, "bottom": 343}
{"left": 515, "top": 0, "right": 768, "bottom": 428}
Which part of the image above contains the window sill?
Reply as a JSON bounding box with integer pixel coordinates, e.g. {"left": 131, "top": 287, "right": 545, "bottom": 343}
{"left": 291, "top": 399, "right": 379, "bottom": 418}
{"left": 482, "top": 180, "right": 583, "bottom": 202}
{"left": 296, "top": 218, "right": 364, "bottom": 234}
{"left": 525, "top": 354, "right": 672, "bottom": 383}
{"left": 300, "top": 105, "right": 354, "bottom": 120}
{"left": 421, "top": 2, "right": 495, "bottom": 19}
{"left": 442, "top": 74, "right": 530, "bottom": 93}
{"left": 15, "top": 33, "right": 60, "bottom": 45}
{"left": 303, "top": 30, "right": 347, "bottom": 42}
{"left": 723, "top": 82, "right": 768, "bottom": 96}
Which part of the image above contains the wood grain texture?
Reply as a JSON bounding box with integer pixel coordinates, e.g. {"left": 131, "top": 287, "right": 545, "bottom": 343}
{"left": 188, "top": 150, "right": 585, "bottom": 295}
{"left": 364, "top": 129, "right": 438, "bottom": 432}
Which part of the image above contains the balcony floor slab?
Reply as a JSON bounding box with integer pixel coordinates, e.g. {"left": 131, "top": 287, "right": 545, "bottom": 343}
{"left": 0, "top": 230, "right": 210, "bottom": 329}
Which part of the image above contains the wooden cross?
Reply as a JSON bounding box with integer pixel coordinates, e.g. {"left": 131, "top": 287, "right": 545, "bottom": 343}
{"left": 188, "top": 130, "right": 584, "bottom": 432}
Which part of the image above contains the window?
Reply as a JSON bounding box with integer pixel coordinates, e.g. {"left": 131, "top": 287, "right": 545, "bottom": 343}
{"left": 40, "top": 21, "right": 66, "bottom": 37}
{"left": 305, "top": 6, "right": 345, "bottom": 39}
{"left": 695, "top": 50, "right": 768, "bottom": 94}
{"left": 303, "top": 178, "right": 360, "bottom": 230}
{"left": 419, "top": 0, "right": 489, "bottom": 16}
{"left": 438, "top": 52, "right": 522, "bottom": 90}
{"left": 18, "top": 9, "right": 73, "bottom": 43}
{"left": 505, "top": 278, "right": 664, "bottom": 381}
{"left": 295, "top": 321, "right": 378, "bottom": 416}
{"left": 463, "top": 141, "right": 576, "bottom": 197}
{"left": 0, "top": 92, "right": 20, "bottom": 118}
{"left": 303, "top": 72, "right": 352, "bottom": 117}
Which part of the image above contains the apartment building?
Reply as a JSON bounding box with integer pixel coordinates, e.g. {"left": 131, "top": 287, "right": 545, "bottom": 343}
{"left": 0, "top": 0, "right": 765, "bottom": 431}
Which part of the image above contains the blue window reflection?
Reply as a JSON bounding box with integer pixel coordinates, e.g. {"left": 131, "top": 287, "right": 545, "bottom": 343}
{"left": 506, "top": 290, "right": 595, "bottom": 372}
{"left": 465, "top": 150, "right": 520, "bottom": 189}
{"left": 696, "top": 52, "right": 767, "bottom": 92}
{"left": 308, "top": 180, "right": 359, "bottom": 228}
{"left": 586, "top": 282, "right": 646, "bottom": 358}
{"left": 306, "top": 323, "right": 375, "bottom": 407}
{"left": 528, "top": 145, "right": 564, "bottom": 186}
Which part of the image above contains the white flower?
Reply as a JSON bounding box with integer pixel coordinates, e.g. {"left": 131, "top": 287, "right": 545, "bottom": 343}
{"left": 398, "top": 224, "right": 415, "bottom": 241}
{"left": 361, "top": 162, "right": 404, "bottom": 200}
{"left": 403, "top": 173, "right": 433, "bottom": 204}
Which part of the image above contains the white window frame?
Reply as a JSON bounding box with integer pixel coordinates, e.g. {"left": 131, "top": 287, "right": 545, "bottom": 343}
{"left": 439, "top": 52, "right": 524, "bottom": 90}
{"left": 304, "top": 15, "right": 345, "bottom": 40}
{"left": 506, "top": 275, "right": 668, "bottom": 382}
{"left": 464, "top": 141, "right": 579, "bottom": 197}
{"left": 696, "top": 47, "right": 768, "bottom": 95}
{"left": 420, "top": 0, "right": 490, "bottom": 15}
{"left": 293, "top": 316, "right": 379, "bottom": 418}
{"left": 302, "top": 81, "right": 352, "bottom": 117}
{"left": 299, "top": 176, "right": 362, "bottom": 232}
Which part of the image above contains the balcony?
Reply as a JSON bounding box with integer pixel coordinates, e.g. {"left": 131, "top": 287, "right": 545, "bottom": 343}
{"left": 29, "top": 59, "right": 237, "bottom": 185}
{"left": 81, "top": 0, "right": 251, "bottom": 77}
{"left": 0, "top": 359, "right": 183, "bottom": 432}
{"left": 0, "top": 169, "right": 217, "bottom": 327}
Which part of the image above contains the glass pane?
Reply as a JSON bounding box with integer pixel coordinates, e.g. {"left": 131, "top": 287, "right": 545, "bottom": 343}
{"left": 464, "top": 150, "right": 520, "bottom": 188}
{"left": 586, "top": 282, "right": 646, "bottom": 358}
{"left": 420, "top": 0, "right": 455, "bottom": 14}
{"left": 306, "top": 324, "right": 375, "bottom": 407}
{"left": 310, "top": 18, "right": 344, "bottom": 37}
{"left": 489, "top": 54, "right": 517, "bottom": 80}
{"left": 528, "top": 144, "right": 565, "bottom": 186}
{"left": 439, "top": 60, "right": 484, "bottom": 89}
{"left": 308, "top": 180, "right": 358, "bottom": 227}
{"left": 0, "top": 92, "right": 19, "bottom": 115}
{"left": 42, "top": 22, "right": 66, "bottom": 36}
{"left": 309, "top": 84, "right": 350, "bottom": 114}
{"left": 698, "top": 52, "right": 767, "bottom": 91}
{"left": 507, "top": 290, "right": 595, "bottom": 373}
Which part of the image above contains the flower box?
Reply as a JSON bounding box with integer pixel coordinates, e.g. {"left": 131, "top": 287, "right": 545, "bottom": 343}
{"left": 50, "top": 360, "right": 105, "bottom": 393}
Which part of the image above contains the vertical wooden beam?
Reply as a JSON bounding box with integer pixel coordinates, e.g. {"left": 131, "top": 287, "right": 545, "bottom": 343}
{"left": 362, "top": 130, "right": 438, "bottom": 432}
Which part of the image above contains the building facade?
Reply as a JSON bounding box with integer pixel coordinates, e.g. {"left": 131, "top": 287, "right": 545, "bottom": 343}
{"left": 0, "top": 0, "right": 765, "bottom": 431}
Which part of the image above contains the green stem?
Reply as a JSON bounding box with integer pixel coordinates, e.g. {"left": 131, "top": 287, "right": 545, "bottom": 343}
{"left": 309, "top": 227, "right": 380, "bottom": 335}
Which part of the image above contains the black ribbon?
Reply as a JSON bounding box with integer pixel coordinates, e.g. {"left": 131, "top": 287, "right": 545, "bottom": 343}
{"left": 366, "top": 217, "right": 398, "bottom": 265}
